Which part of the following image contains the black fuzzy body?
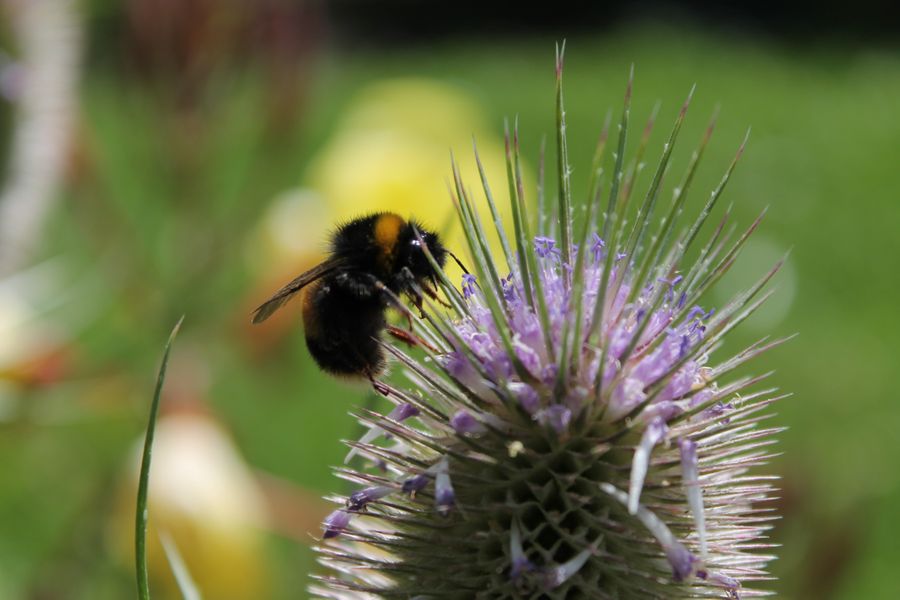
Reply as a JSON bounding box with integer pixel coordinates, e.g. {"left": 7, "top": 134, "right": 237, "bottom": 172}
{"left": 303, "top": 279, "right": 387, "bottom": 377}
{"left": 300, "top": 212, "right": 447, "bottom": 378}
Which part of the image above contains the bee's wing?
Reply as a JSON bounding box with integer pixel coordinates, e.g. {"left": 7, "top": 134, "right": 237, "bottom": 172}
{"left": 251, "top": 257, "right": 345, "bottom": 324}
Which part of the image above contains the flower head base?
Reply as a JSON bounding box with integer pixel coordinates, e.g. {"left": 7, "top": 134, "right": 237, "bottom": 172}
{"left": 312, "top": 50, "right": 788, "bottom": 599}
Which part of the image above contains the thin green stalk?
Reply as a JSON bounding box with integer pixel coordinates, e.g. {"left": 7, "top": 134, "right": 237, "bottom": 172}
{"left": 617, "top": 101, "right": 661, "bottom": 218}
{"left": 622, "top": 87, "right": 694, "bottom": 267}
{"left": 602, "top": 65, "right": 633, "bottom": 241}
{"left": 555, "top": 42, "right": 573, "bottom": 270}
{"left": 630, "top": 109, "right": 719, "bottom": 305}
{"left": 537, "top": 136, "right": 547, "bottom": 237}
{"left": 504, "top": 123, "right": 537, "bottom": 312}
{"left": 473, "top": 138, "right": 516, "bottom": 275}
{"left": 514, "top": 123, "right": 555, "bottom": 362}
{"left": 136, "top": 316, "right": 184, "bottom": 600}
{"left": 586, "top": 110, "right": 613, "bottom": 208}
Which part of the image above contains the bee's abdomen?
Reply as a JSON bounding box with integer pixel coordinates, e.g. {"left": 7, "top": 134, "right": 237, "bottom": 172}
{"left": 302, "top": 278, "right": 386, "bottom": 377}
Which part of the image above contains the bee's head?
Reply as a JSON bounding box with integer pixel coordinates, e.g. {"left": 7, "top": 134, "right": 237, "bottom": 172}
{"left": 398, "top": 221, "right": 447, "bottom": 281}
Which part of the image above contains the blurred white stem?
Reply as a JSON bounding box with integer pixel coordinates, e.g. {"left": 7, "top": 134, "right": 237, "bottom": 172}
{"left": 0, "top": 0, "right": 82, "bottom": 274}
{"left": 159, "top": 531, "right": 203, "bottom": 600}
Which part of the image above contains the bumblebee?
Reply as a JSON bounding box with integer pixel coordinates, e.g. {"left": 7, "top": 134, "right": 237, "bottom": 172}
{"left": 252, "top": 212, "right": 461, "bottom": 390}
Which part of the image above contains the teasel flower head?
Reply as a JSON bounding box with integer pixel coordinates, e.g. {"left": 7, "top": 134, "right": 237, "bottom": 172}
{"left": 312, "top": 48, "right": 790, "bottom": 599}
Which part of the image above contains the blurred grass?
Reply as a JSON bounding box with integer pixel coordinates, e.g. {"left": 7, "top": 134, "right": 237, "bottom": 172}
{"left": 2, "top": 21, "right": 899, "bottom": 599}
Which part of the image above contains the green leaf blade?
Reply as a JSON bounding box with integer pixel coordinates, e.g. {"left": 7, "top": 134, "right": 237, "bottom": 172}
{"left": 135, "top": 316, "right": 184, "bottom": 600}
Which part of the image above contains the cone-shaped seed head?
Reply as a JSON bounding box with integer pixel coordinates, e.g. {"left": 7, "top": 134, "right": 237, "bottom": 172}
{"left": 312, "top": 55, "right": 786, "bottom": 600}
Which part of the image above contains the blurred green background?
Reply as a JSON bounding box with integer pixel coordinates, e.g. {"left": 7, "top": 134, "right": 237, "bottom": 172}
{"left": 1, "top": 1, "right": 899, "bottom": 598}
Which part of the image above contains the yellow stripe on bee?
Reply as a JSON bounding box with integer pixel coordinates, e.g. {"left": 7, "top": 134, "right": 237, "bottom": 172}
{"left": 374, "top": 213, "right": 405, "bottom": 268}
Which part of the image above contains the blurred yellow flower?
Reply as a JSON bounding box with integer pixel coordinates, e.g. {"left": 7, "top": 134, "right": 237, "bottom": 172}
{"left": 253, "top": 78, "right": 521, "bottom": 286}
{"left": 112, "top": 411, "right": 271, "bottom": 600}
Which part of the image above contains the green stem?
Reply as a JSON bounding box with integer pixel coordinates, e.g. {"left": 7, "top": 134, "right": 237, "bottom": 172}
{"left": 136, "top": 316, "right": 184, "bottom": 600}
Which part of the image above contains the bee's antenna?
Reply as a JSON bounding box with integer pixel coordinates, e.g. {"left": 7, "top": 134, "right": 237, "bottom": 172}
{"left": 448, "top": 251, "right": 469, "bottom": 274}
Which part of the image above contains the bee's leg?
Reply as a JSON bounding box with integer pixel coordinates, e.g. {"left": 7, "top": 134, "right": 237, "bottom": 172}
{"left": 399, "top": 294, "right": 417, "bottom": 328}
{"left": 386, "top": 325, "right": 439, "bottom": 353}
{"left": 423, "top": 281, "right": 452, "bottom": 309}
{"left": 410, "top": 290, "right": 427, "bottom": 319}
{"left": 367, "top": 274, "right": 419, "bottom": 325}
{"left": 396, "top": 267, "right": 428, "bottom": 318}
{"left": 448, "top": 250, "right": 470, "bottom": 274}
{"left": 386, "top": 325, "right": 416, "bottom": 347}
{"left": 365, "top": 370, "right": 391, "bottom": 397}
